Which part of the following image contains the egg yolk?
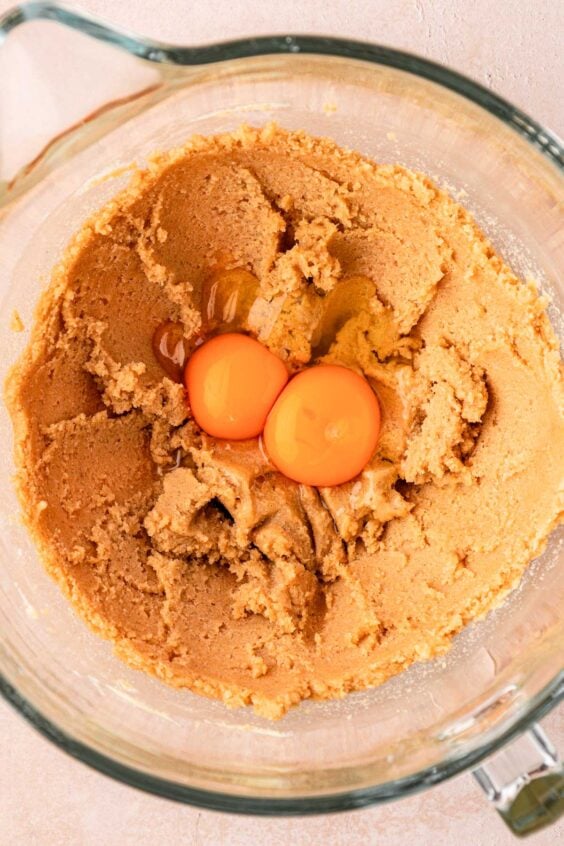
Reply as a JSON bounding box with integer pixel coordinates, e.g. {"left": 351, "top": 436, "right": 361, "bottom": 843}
{"left": 184, "top": 333, "right": 288, "bottom": 440}
{"left": 264, "top": 365, "right": 380, "bottom": 486}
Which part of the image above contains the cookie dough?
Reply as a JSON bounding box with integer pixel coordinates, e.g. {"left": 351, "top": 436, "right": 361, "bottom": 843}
{"left": 7, "top": 125, "right": 563, "bottom": 717}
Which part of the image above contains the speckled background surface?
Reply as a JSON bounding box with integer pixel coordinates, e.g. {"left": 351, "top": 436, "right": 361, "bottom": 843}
{"left": 1, "top": 1, "right": 562, "bottom": 843}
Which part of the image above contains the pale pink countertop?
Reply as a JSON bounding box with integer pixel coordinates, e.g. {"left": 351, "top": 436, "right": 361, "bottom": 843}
{"left": 1, "top": 1, "right": 562, "bottom": 843}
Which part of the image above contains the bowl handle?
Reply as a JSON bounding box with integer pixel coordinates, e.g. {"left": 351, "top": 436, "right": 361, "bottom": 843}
{"left": 473, "top": 722, "right": 564, "bottom": 836}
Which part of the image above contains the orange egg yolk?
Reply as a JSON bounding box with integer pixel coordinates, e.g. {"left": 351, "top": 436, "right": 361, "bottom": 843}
{"left": 264, "top": 365, "right": 380, "bottom": 486}
{"left": 184, "top": 333, "right": 288, "bottom": 440}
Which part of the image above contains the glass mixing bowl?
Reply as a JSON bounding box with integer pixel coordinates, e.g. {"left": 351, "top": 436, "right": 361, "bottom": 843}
{"left": 0, "top": 2, "right": 562, "bottom": 833}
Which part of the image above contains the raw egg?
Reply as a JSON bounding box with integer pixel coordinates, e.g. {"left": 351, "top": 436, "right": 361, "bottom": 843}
{"left": 184, "top": 333, "right": 288, "bottom": 439}
{"left": 264, "top": 364, "right": 380, "bottom": 486}
{"left": 152, "top": 320, "right": 190, "bottom": 382}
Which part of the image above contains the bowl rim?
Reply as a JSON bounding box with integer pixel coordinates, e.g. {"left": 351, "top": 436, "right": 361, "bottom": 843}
{"left": 0, "top": 0, "right": 563, "bottom": 815}
{"left": 1, "top": 1, "right": 563, "bottom": 168}
{"left": 1, "top": 670, "right": 562, "bottom": 815}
